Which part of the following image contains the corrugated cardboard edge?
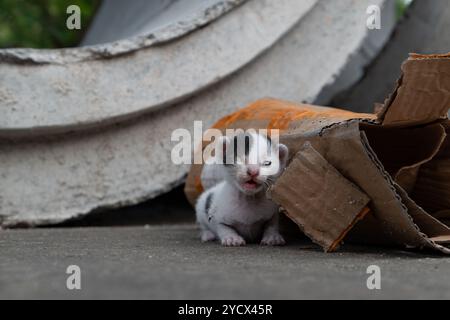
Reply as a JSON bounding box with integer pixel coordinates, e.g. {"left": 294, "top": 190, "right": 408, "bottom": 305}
{"left": 280, "top": 117, "right": 449, "bottom": 254}
{"left": 269, "top": 142, "right": 371, "bottom": 252}
{"left": 294, "top": 119, "right": 448, "bottom": 252}
{"left": 278, "top": 119, "right": 427, "bottom": 250}
{"left": 378, "top": 52, "right": 450, "bottom": 126}
{"left": 396, "top": 186, "right": 450, "bottom": 248}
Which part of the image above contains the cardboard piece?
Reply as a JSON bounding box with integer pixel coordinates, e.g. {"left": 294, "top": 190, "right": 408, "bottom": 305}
{"left": 184, "top": 53, "right": 450, "bottom": 253}
{"left": 269, "top": 142, "right": 370, "bottom": 252}
{"left": 412, "top": 121, "right": 450, "bottom": 215}
{"left": 378, "top": 53, "right": 450, "bottom": 126}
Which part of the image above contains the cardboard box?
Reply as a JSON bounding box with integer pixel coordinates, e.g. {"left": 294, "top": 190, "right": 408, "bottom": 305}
{"left": 185, "top": 53, "right": 450, "bottom": 253}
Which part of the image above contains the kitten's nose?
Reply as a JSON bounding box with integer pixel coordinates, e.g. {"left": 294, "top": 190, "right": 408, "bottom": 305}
{"left": 247, "top": 166, "right": 260, "bottom": 177}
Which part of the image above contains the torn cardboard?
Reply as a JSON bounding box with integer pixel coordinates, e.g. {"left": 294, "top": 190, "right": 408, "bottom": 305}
{"left": 185, "top": 53, "right": 450, "bottom": 253}
{"left": 378, "top": 53, "right": 450, "bottom": 126}
{"left": 269, "top": 142, "right": 371, "bottom": 252}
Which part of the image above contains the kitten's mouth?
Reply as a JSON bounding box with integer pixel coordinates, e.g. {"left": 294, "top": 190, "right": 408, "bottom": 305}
{"left": 242, "top": 179, "right": 261, "bottom": 190}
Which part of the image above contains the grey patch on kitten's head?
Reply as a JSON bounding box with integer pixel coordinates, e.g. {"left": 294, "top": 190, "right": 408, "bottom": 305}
{"left": 219, "top": 132, "right": 288, "bottom": 195}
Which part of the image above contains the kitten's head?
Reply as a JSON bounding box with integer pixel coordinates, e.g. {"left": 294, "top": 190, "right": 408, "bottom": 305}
{"left": 219, "top": 132, "right": 289, "bottom": 195}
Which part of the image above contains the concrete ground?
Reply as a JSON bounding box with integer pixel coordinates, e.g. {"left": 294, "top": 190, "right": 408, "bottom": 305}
{"left": 1, "top": 224, "right": 449, "bottom": 300}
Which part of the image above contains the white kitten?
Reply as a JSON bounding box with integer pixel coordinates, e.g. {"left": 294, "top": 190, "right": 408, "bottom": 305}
{"left": 196, "top": 132, "right": 289, "bottom": 246}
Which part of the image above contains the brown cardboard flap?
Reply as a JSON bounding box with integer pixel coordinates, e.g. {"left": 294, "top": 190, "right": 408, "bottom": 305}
{"left": 302, "top": 123, "right": 430, "bottom": 249}
{"left": 409, "top": 53, "right": 450, "bottom": 60}
{"left": 269, "top": 142, "right": 370, "bottom": 252}
{"left": 360, "top": 123, "right": 447, "bottom": 193}
{"left": 412, "top": 121, "right": 450, "bottom": 214}
{"left": 433, "top": 210, "right": 450, "bottom": 228}
{"left": 396, "top": 186, "right": 450, "bottom": 251}
{"left": 429, "top": 236, "right": 450, "bottom": 245}
{"left": 379, "top": 53, "right": 450, "bottom": 126}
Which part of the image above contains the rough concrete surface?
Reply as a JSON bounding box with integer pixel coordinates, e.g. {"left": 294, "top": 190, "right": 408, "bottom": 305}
{"left": 82, "top": 0, "right": 247, "bottom": 46}
{"left": 0, "top": 225, "right": 449, "bottom": 300}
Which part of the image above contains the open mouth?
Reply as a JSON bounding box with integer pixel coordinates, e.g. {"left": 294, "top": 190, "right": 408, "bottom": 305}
{"left": 242, "top": 180, "right": 260, "bottom": 190}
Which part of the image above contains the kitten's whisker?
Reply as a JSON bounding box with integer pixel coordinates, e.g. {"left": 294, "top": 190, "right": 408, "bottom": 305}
{"left": 263, "top": 181, "right": 274, "bottom": 189}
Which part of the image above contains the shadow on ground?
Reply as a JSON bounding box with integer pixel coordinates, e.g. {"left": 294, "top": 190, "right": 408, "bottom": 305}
{"left": 45, "top": 186, "right": 196, "bottom": 227}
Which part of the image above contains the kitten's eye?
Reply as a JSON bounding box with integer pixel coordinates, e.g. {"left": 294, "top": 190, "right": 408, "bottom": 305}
{"left": 263, "top": 161, "right": 272, "bottom": 166}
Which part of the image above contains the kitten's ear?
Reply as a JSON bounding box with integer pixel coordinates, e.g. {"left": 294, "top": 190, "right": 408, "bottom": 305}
{"left": 278, "top": 144, "right": 289, "bottom": 166}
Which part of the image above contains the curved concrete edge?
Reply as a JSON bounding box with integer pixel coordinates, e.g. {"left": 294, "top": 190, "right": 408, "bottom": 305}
{"left": 0, "top": 0, "right": 246, "bottom": 64}
{"left": 0, "top": 0, "right": 317, "bottom": 136}
{"left": 0, "top": 0, "right": 390, "bottom": 227}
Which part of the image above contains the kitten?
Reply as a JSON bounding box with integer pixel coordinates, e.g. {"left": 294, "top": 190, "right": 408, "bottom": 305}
{"left": 196, "top": 132, "right": 289, "bottom": 246}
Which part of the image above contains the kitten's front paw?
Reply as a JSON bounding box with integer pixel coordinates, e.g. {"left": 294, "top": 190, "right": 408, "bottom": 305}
{"left": 201, "top": 230, "right": 216, "bottom": 242}
{"left": 261, "top": 233, "right": 286, "bottom": 246}
{"left": 221, "top": 235, "right": 246, "bottom": 247}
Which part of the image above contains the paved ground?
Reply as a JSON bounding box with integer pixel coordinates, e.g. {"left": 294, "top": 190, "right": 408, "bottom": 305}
{"left": 0, "top": 224, "right": 449, "bottom": 300}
